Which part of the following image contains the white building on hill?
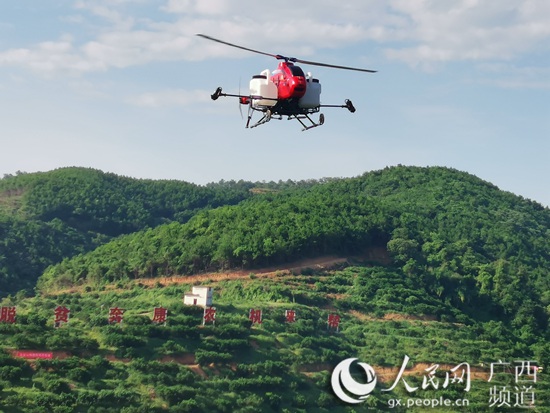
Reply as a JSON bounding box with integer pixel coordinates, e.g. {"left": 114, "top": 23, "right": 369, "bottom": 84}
{"left": 183, "top": 286, "right": 213, "bottom": 307}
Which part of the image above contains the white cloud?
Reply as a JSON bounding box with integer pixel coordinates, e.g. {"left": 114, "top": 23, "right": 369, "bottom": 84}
{"left": 74, "top": 0, "right": 136, "bottom": 30}
{"left": 0, "top": 36, "right": 103, "bottom": 75}
{"left": 163, "top": 0, "right": 230, "bottom": 15}
{"left": 0, "top": 0, "right": 548, "bottom": 80}
{"left": 0, "top": 1, "right": 386, "bottom": 76}
{"left": 384, "top": 0, "right": 550, "bottom": 67}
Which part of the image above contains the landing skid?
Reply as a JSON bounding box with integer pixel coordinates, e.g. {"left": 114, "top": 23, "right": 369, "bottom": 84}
{"left": 247, "top": 109, "right": 272, "bottom": 129}
{"left": 289, "top": 113, "right": 325, "bottom": 131}
{"left": 247, "top": 110, "right": 324, "bottom": 131}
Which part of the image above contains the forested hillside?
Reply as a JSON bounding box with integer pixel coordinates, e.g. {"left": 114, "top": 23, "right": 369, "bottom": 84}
{"left": 2, "top": 266, "right": 549, "bottom": 412}
{"left": 0, "top": 167, "right": 257, "bottom": 293}
{"left": 1, "top": 165, "right": 549, "bottom": 412}
{"left": 39, "top": 167, "right": 550, "bottom": 335}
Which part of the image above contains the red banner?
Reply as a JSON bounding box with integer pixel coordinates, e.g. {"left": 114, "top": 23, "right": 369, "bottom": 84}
{"left": 13, "top": 351, "right": 53, "bottom": 360}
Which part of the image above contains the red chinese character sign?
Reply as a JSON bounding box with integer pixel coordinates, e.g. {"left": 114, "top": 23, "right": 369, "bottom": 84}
{"left": 0, "top": 306, "right": 16, "bottom": 324}
{"left": 203, "top": 307, "right": 216, "bottom": 325}
{"left": 249, "top": 309, "right": 262, "bottom": 325}
{"left": 285, "top": 310, "right": 296, "bottom": 323}
{"left": 327, "top": 313, "right": 340, "bottom": 332}
{"left": 54, "top": 306, "right": 70, "bottom": 328}
{"left": 109, "top": 307, "right": 125, "bottom": 324}
{"left": 14, "top": 351, "right": 53, "bottom": 360}
{"left": 153, "top": 307, "right": 168, "bottom": 324}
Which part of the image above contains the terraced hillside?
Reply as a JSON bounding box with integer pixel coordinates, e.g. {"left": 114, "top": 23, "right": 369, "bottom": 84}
{"left": 1, "top": 263, "right": 549, "bottom": 412}
{"left": 0, "top": 165, "right": 548, "bottom": 411}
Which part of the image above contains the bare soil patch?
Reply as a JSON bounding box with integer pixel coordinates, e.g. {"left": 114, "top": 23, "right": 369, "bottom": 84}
{"left": 135, "top": 256, "right": 350, "bottom": 288}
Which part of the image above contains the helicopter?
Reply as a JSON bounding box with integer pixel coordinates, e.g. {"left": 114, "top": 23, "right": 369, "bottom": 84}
{"left": 196, "top": 34, "right": 376, "bottom": 131}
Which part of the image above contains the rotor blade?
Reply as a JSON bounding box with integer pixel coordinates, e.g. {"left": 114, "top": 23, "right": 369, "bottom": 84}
{"left": 294, "top": 58, "right": 377, "bottom": 73}
{"left": 196, "top": 34, "right": 377, "bottom": 73}
{"left": 196, "top": 34, "right": 278, "bottom": 59}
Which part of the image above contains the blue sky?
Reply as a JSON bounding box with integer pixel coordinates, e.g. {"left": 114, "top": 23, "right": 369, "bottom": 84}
{"left": 1, "top": 0, "right": 549, "bottom": 206}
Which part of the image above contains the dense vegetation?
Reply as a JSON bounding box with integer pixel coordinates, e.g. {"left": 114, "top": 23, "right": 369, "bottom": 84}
{"left": 39, "top": 167, "right": 550, "bottom": 338}
{"left": 1, "top": 267, "right": 549, "bottom": 412}
{"left": 0, "top": 167, "right": 259, "bottom": 292}
{"left": 0, "top": 165, "right": 548, "bottom": 411}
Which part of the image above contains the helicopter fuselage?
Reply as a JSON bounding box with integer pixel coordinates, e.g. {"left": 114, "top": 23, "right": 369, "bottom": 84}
{"left": 247, "top": 63, "right": 320, "bottom": 114}
{"left": 271, "top": 61, "right": 307, "bottom": 100}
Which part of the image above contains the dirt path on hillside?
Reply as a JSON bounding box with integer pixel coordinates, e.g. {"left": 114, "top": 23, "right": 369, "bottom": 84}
{"left": 16, "top": 349, "right": 488, "bottom": 382}
{"left": 50, "top": 246, "right": 391, "bottom": 295}
{"left": 134, "top": 246, "right": 390, "bottom": 288}
{"left": 49, "top": 255, "right": 351, "bottom": 295}
{"left": 136, "top": 255, "right": 350, "bottom": 288}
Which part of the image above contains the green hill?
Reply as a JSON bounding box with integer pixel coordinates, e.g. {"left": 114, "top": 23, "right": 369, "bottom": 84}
{"left": 0, "top": 165, "right": 549, "bottom": 412}
{"left": 0, "top": 167, "right": 256, "bottom": 293}
{"left": 1, "top": 264, "right": 549, "bottom": 411}
{"left": 39, "top": 167, "right": 550, "bottom": 330}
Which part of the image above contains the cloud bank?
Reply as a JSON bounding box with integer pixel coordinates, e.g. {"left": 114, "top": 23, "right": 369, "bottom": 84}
{"left": 1, "top": 0, "right": 548, "bottom": 77}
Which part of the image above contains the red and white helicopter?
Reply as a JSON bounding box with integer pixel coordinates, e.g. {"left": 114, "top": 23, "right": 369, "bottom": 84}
{"left": 197, "top": 34, "right": 376, "bottom": 131}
